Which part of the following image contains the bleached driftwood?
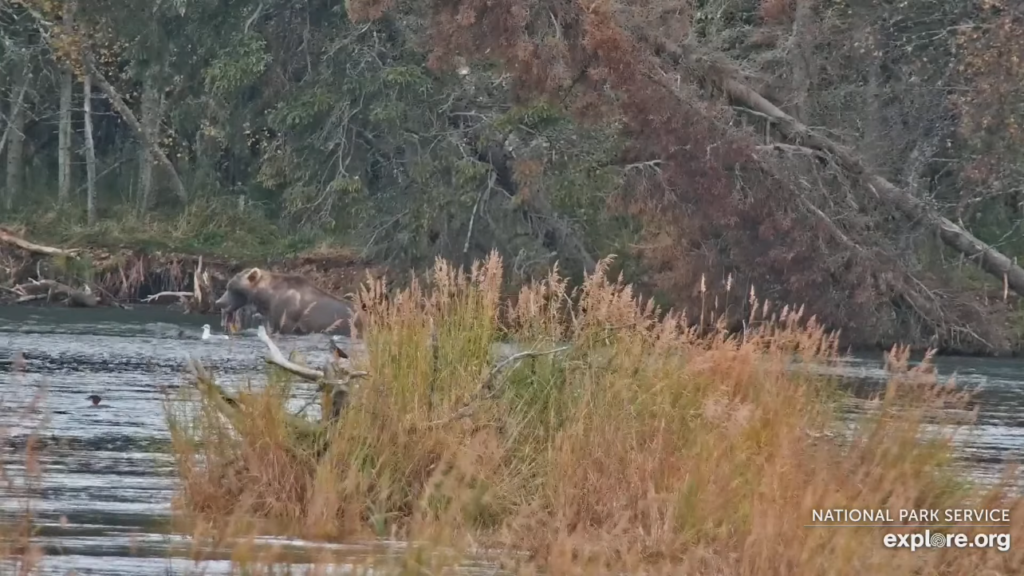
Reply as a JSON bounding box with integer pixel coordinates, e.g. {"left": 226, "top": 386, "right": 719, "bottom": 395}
{"left": 256, "top": 325, "right": 370, "bottom": 421}
{"left": 142, "top": 291, "right": 194, "bottom": 305}
{"left": 183, "top": 354, "right": 330, "bottom": 436}
{"left": 0, "top": 228, "right": 80, "bottom": 257}
{"left": 192, "top": 256, "right": 204, "bottom": 308}
{"left": 256, "top": 325, "right": 368, "bottom": 390}
{"left": 14, "top": 294, "right": 46, "bottom": 304}
{"left": 181, "top": 326, "right": 370, "bottom": 431}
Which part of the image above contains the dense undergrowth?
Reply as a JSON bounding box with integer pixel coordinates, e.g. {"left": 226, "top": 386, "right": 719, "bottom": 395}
{"left": 1, "top": 198, "right": 326, "bottom": 261}
{"left": 160, "top": 253, "right": 1023, "bottom": 575}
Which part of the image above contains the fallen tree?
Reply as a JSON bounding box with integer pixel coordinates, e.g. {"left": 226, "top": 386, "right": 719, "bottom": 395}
{"left": 409, "top": 3, "right": 1021, "bottom": 353}
{"left": 639, "top": 34, "right": 1024, "bottom": 298}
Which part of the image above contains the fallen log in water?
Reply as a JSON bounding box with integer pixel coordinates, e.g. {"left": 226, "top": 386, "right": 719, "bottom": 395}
{"left": 184, "top": 325, "right": 369, "bottom": 430}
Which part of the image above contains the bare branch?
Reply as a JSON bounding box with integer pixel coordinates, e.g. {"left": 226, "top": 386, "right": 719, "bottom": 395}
{"left": 255, "top": 325, "right": 368, "bottom": 391}
{"left": 429, "top": 345, "right": 570, "bottom": 426}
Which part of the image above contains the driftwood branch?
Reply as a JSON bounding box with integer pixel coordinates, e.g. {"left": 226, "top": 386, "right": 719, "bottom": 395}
{"left": 256, "top": 325, "right": 368, "bottom": 389}
{"left": 0, "top": 228, "right": 79, "bottom": 257}
{"left": 254, "top": 325, "right": 370, "bottom": 422}
{"left": 193, "top": 256, "right": 204, "bottom": 308}
{"left": 184, "top": 355, "right": 333, "bottom": 436}
{"left": 429, "top": 345, "right": 570, "bottom": 426}
{"left": 15, "top": 294, "right": 46, "bottom": 304}
{"left": 257, "top": 325, "right": 329, "bottom": 381}
{"left": 185, "top": 358, "right": 240, "bottom": 411}
{"left": 142, "top": 291, "right": 194, "bottom": 305}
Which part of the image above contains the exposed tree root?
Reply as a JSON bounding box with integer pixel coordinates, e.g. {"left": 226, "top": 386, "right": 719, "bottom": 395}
{"left": 0, "top": 231, "right": 381, "bottom": 322}
{"left": 8, "top": 279, "right": 99, "bottom": 308}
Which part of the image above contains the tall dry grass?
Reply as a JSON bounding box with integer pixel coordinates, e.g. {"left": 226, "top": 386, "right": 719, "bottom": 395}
{"left": 0, "top": 387, "right": 48, "bottom": 575}
{"left": 167, "top": 252, "right": 1024, "bottom": 575}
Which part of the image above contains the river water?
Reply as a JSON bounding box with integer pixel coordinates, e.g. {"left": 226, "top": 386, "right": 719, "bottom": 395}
{"left": 0, "top": 306, "right": 1022, "bottom": 574}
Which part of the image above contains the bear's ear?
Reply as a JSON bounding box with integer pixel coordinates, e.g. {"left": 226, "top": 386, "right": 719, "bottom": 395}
{"left": 246, "top": 267, "right": 263, "bottom": 284}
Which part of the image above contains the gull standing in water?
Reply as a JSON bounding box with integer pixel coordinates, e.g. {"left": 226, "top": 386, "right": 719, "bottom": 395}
{"left": 202, "top": 324, "right": 230, "bottom": 340}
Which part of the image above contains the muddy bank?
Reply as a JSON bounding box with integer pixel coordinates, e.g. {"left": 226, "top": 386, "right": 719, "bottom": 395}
{"left": 0, "top": 227, "right": 384, "bottom": 320}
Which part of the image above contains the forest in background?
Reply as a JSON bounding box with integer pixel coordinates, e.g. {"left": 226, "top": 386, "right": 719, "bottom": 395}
{"left": 0, "top": 0, "right": 1022, "bottom": 353}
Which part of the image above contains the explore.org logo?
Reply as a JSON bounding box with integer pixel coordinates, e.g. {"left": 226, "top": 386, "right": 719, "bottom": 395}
{"left": 883, "top": 530, "right": 1011, "bottom": 552}
{"left": 806, "top": 508, "right": 1013, "bottom": 552}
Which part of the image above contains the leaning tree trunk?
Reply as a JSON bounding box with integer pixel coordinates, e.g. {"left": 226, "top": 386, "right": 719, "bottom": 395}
{"left": 716, "top": 73, "right": 1024, "bottom": 297}
{"left": 82, "top": 53, "right": 188, "bottom": 204}
{"left": 641, "top": 34, "right": 1024, "bottom": 298}
{"left": 83, "top": 73, "right": 98, "bottom": 225}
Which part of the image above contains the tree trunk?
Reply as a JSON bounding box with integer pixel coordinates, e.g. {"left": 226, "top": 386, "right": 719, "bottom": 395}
{"left": 82, "top": 53, "right": 188, "bottom": 203}
{"left": 58, "top": 69, "right": 73, "bottom": 204}
{"left": 0, "top": 68, "right": 31, "bottom": 162}
{"left": 641, "top": 35, "right": 1024, "bottom": 298}
{"left": 84, "top": 73, "right": 98, "bottom": 225}
{"left": 787, "top": 0, "right": 816, "bottom": 121}
{"left": 57, "top": 0, "right": 76, "bottom": 204}
{"left": 5, "top": 66, "right": 29, "bottom": 212}
{"left": 138, "top": 77, "right": 159, "bottom": 211}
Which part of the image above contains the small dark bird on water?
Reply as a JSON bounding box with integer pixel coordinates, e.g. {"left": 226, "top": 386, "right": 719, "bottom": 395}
{"left": 87, "top": 394, "right": 102, "bottom": 406}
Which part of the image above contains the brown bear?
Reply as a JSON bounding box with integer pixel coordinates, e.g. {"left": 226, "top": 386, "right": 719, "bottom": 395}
{"left": 213, "top": 267, "right": 362, "bottom": 337}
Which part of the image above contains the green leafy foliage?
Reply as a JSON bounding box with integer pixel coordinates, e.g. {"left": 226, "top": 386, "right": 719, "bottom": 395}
{"left": 203, "top": 32, "right": 269, "bottom": 97}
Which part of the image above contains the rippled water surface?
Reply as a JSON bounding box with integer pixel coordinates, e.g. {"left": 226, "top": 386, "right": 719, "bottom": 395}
{"left": 0, "top": 306, "right": 447, "bottom": 575}
{"left": 1, "top": 305, "right": 1023, "bottom": 573}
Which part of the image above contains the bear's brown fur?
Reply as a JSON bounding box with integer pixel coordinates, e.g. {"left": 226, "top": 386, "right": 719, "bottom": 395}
{"left": 214, "top": 267, "right": 361, "bottom": 337}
